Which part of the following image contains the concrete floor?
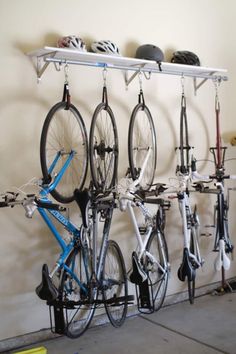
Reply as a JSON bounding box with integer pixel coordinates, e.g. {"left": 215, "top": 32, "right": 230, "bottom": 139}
{"left": 6, "top": 291, "right": 236, "bottom": 354}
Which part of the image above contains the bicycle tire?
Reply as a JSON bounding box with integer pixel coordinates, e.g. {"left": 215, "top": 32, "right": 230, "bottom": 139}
{"left": 103, "top": 240, "right": 128, "bottom": 327}
{"left": 145, "top": 229, "right": 169, "bottom": 311}
{"left": 40, "top": 101, "right": 88, "bottom": 203}
{"left": 179, "top": 97, "right": 190, "bottom": 174}
{"left": 89, "top": 102, "right": 119, "bottom": 192}
{"left": 58, "top": 245, "right": 95, "bottom": 338}
{"left": 188, "top": 230, "right": 196, "bottom": 304}
{"left": 128, "top": 103, "right": 157, "bottom": 190}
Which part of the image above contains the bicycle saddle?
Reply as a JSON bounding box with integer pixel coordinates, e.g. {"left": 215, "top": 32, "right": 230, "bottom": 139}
{"left": 35, "top": 264, "right": 58, "bottom": 301}
{"left": 129, "top": 252, "right": 147, "bottom": 285}
{"left": 74, "top": 188, "right": 91, "bottom": 228}
{"left": 177, "top": 248, "right": 196, "bottom": 282}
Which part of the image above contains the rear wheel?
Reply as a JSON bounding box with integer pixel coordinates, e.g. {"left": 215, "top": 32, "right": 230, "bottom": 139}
{"left": 103, "top": 240, "right": 128, "bottom": 327}
{"left": 145, "top": 230, "right": 169, "bottom": 311}
{"left": 188, "top": 230, "right": 196, "bottom": 304}
{"left": 59, "top": 246, "right": 95, "bottom": 338}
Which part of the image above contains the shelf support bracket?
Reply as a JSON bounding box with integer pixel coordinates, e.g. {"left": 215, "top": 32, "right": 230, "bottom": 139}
{"left": 32, "top": 52, "right": 57, "bottom": 81}
{"left": 193, "top": 77, "right": 208, "bottom": 95}
{"left": 124, "top": 64, "right": 147, "bottom": 88}
{"left": 193, "top": 73, "right": 228, "bottom": 95}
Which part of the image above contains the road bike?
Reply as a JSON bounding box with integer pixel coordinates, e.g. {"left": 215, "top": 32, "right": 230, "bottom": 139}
{"left": 0, "top": 147, "right": 131, "bottom": 339}
{"left": 194, "top": 81, "right": 236, "bottom": 291}
{"left": 171, "top": 91, "right": 205, "bottom": 304}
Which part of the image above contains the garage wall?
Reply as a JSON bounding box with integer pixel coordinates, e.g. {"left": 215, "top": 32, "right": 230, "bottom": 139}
{"left": 0, "top": 0, "right": 236, "bottom": 341}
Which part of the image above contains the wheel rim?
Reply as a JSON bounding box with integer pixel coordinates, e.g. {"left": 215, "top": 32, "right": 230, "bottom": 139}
{"left": 90, "top": 104, "right": 118, "bottom": 191}
{"left": 103, "top": 240, "right": 127, "bottom": 327}
{"left": 41, "top": 103, "right": 88, "bottom": 203}
{"left": 129, "top": 104, "right": 156, "bottom": 190}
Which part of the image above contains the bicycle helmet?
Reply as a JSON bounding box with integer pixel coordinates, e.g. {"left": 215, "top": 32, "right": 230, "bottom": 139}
{"left": 57, "top": 35, "right": 87, "bottom": 51}
{"left": 171, "top": 51, "right": 200, "bottom": 66}
{"left": 91, "top": 40, "right": 120, "bottom": 56}
{"left": 135, "top": 44, "right": 164, "bottom": 62}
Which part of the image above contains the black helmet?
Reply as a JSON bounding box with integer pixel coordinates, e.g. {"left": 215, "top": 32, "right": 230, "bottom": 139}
{"left": 135, "top": 44, "right": 164, "bottom": 62}
{"left": 171, "top": 51, "right": 200, "bottom": 66}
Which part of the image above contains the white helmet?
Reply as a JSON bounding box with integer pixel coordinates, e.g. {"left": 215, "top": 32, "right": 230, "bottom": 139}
{"left": 91, "top": 40, "right": 120, "bottom": 56}
{"left": 57, "top": 35, "right": 87, "bottom": 51}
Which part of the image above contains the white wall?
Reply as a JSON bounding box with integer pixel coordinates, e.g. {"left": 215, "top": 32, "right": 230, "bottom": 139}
{"left": 0, "top": 0, "right": 236, "bottom": 341}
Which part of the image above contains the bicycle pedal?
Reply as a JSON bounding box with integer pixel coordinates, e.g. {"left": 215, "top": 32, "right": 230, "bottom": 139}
{"left": 201, "top": 232, "right": 212, "bottom": 237}
{"left": 138, "top": 226, "right": 147, "bottom": 235}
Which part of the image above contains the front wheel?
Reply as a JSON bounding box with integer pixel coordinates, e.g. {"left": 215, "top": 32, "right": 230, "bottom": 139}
{"left": 145, "top": 229, "right": 169, "bottom": 311}
{"left": 103, "top": 240, "right": 128, "bottom": 327}
{"left": 128, "top": 102, "right": 157, "bottom": 190}
{"left": 89, "top": 103, "right": 119, "bottom": 192}
{"left": 40, "top": 101, "right": 88, "bottom": 203}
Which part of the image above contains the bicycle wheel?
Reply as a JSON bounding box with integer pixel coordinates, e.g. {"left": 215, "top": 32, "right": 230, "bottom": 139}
{"left": 145, "top": 229, "right": 169, "bottom": 311}
{"left": 128, "top": 102, "right": 157, "bottom": 190}
{"left": 89, "top": 102, "right": 119, "bottom": 192}
{"left": 188, "top": 230, "right": 196, "bottom": 304}
{"left": 179, "top": 96, "right": 190, "bottom": 174}
{"left": 58, "top": 245, "right": 95, "bottom": 338}
{"left": 103, "top": 240, "right": 128, "bottom": 327}
{"left": 40, "top": 101, "right": 88, "bottom": 203}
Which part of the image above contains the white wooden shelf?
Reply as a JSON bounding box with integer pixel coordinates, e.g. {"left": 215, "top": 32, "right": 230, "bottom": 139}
{"left": 28, "top": 46, "right": 228, "bottom": 90}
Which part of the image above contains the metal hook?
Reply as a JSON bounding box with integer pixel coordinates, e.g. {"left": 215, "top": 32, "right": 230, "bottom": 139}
{"left": 102, "top": 66, "right": 108, "bottom": 87}
{"left": 143, "top": 71, "right": 151, "bottom": 80}
{"left": 64, "top": 63, "right": 69, "bottom": 84}
{"left": 181, "top": 75, "right": 185, "bottom": 96}
{"left": 138, "top": 70, "right": 143, "bottom": 92}
{"left": 213, "top": 77, "right": 221, "bottom": 111}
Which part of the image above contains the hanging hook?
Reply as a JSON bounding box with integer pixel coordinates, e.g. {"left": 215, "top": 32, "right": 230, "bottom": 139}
{"left": 181, "top": 75, "right": 185, "bottom": 96}
{"left": 64, "top": 63, "right": 69, "bottom": 84}
{"left": 143, "top": 71, "right": 152, "bottom": 80}
{"left": 213, "top": 77, "right": 221, "bottom": 112}
{"left": 102, "top": 66, "right": 108, "bottom": 87}
{"left": 138, "top": 70, "right": 143, "bottom": 92}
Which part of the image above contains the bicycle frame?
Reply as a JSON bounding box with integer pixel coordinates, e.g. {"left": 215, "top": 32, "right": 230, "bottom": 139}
{"left": 35, "top": 152, "right": 91, "bottom": 294}
{"left": 118, "top": 148, "right": 168, "bottom": 273}
{"left": 177, "top": 188, "right": 201, "bottom": 268}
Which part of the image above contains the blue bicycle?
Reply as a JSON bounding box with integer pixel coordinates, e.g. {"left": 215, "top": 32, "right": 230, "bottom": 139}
{"left": 0, "top": 101, "right": 130, "bottom": 338}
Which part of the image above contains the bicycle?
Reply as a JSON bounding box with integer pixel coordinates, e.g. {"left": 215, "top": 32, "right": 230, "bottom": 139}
{"left": 40, "top": 65, "right": 88, "bottom": 204}
{"left": 194, "top": 80, "right": 236, "bottom": 291}
{"left": 171, "top": 89, "right": 205, "bottom": 304}
{"left": 0, "top": 158, "right": 131, "bottom": 338}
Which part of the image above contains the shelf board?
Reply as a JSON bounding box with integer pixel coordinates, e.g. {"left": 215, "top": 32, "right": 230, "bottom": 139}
{"left": 27, "top": 46, "right": 228, "bottom": 87}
